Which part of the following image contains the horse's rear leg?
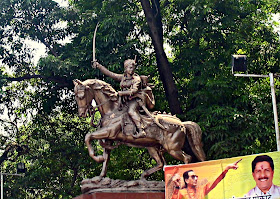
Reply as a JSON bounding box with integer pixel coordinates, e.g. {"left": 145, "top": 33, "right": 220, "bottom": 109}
{"left": 169, "top": 149, "right": 192, "bottom": 164}
{"left": 140, "top": 147, "right": 165, "bottom": 180}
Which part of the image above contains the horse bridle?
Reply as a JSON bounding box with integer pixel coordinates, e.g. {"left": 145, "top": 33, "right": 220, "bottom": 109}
{"left": 76, "top": 86, "right": 111, "bottom": 128}
{"left": 76, "top": 86, "right": 94, "bottom": 116}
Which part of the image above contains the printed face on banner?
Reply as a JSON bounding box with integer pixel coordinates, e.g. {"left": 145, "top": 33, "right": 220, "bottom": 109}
{"left": 252, "top": 161, "right": 274, "bottom": 193}
{"left": 185, "top": 171, "right": 198, "bottom": 187}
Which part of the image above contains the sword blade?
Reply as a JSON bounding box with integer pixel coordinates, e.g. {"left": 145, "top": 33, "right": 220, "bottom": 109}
{"left": 93, "top": 22, "right": 99, "bottom": 62}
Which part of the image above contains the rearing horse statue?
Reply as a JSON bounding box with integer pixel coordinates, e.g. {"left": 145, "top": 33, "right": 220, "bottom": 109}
{"left": 74, "top": 78, "right": 206, "bottom": 179}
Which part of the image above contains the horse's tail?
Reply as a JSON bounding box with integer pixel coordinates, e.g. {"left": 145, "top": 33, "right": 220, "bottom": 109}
{"left": 183, "top": 121, "right": 206, "bottom": 162}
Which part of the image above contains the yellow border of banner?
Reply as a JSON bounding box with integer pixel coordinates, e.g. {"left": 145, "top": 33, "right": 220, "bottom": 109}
{"left": 164, "top": 151, "right": 280, "bottom": 199}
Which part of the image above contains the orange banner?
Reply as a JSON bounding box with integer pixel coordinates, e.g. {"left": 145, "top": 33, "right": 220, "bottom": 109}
{"left": 164, "top": 151, "right": 280, "bottom": 199}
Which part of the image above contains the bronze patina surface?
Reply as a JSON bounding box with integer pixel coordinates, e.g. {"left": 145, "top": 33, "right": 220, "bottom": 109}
{"left": 74, "top": 77, "right": 206, "bottom": 181}
{"left": 74, "top": 23, "right": 205, "bottom": 193}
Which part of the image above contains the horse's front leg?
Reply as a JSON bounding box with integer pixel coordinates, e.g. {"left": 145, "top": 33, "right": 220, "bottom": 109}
{"left": 84, "top": 125, "right": 120, "bottom": 163}
{"left": 84, "top": 129, "right": 109, "bottom": 163}
{"left": 100, "top": 148, "right": 111, "bottom": 177}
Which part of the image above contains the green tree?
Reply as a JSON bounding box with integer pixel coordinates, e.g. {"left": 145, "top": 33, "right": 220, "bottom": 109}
{"left": 0, "top": 0, "right": 280, "bottom": 198}
{"left": 165, "top": 0, "right": 280, "bottom": 158}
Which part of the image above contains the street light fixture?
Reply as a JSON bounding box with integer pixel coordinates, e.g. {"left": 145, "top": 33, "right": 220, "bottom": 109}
{"left": 17, "top": 163, "right": 26, "bottom": 174}
{"left": 232, "top": 55, "right": 247, "bottom": 73}
{"left": 232, "top": 55, "right": 280, "bottom": 151}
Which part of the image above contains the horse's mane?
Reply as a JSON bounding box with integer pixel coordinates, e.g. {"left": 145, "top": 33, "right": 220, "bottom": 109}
{"left": 83, "top": 79, "right": 118, "bottom": 101}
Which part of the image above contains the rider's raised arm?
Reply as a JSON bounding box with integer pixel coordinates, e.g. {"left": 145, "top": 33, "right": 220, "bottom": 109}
{"left": 93, "top": 62, "right": 123, "bottom": 82}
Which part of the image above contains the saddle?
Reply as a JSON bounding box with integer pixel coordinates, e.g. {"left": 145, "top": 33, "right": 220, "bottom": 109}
{"left": 121, "top": 109, "right": 163, "bottom": 137}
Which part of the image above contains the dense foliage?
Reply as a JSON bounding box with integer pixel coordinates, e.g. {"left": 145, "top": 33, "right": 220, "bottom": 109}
{"left": 0, "top": 0, "right": 279, "bottom": 198}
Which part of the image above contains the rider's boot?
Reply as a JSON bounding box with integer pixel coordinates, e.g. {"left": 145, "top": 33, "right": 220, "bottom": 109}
{"left": 129, "top": 110, "right": 146, "bottom": 138}
{"left": 118, "top": 97, "right": 123, "bottom": 111}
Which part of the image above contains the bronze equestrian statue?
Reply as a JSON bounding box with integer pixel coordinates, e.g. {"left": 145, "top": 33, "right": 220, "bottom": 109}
{"left": 74, "top": 23, "right": 205, "bottom": 180}
{"left": 73, "top": 66, "right": 206, "bottom": 179}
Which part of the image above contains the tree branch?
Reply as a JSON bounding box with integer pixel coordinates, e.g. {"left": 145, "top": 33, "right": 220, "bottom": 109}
{"left": 140, "top": 0, "right": 183, "bottom": 114}
{"left": 0, "top": 143, "right": 29, "bottom": 165}
{"left": 5, "top": 75, "right": 70, "bottom": 87}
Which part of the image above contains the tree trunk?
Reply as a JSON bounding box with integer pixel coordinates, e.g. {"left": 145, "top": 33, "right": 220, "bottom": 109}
{"left": 140, "top": 0, "right": 182, "bottom": 114}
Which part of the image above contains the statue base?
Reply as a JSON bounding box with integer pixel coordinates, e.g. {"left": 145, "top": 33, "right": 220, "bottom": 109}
{"left": 80, "top": 177, "right": 165, "bottom": 194}
{"left": 73, "top": 192, "right": 164, "bottom": 199}
{"left": 73, "top": 177, "right": 165, "bottom": 199}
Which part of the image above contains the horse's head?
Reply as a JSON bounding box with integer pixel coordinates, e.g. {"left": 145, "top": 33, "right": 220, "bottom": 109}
{"left": 74, "top": 79, "right": 119, "bottom": 118}
{"left": 73, "top": 79, "right": 94, "bottom": 118}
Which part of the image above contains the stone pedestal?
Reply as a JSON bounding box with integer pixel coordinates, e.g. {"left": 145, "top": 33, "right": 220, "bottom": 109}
{"left": 74, "top": 177, "right": 165, "bottom": 199}
{"left": 73, "top": 192, "right": 165, "bottom": 199}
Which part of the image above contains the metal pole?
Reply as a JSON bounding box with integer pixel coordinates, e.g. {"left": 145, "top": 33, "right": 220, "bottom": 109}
{"left": 1, "top": 172, "right": 3, "bottom": 199}
{"left": 269, "top": 73, "right": 280, "bottom": 151}
{"left": 234, "top": 74, "right": 269, "bottom": 78}
{"left": 0, "top": 172, "right": 24, "bottom": 199}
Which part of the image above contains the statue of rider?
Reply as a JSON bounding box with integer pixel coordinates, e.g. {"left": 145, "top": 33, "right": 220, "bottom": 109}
{"left": 92, "top": 59, "right": 154, "bottom": 138}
